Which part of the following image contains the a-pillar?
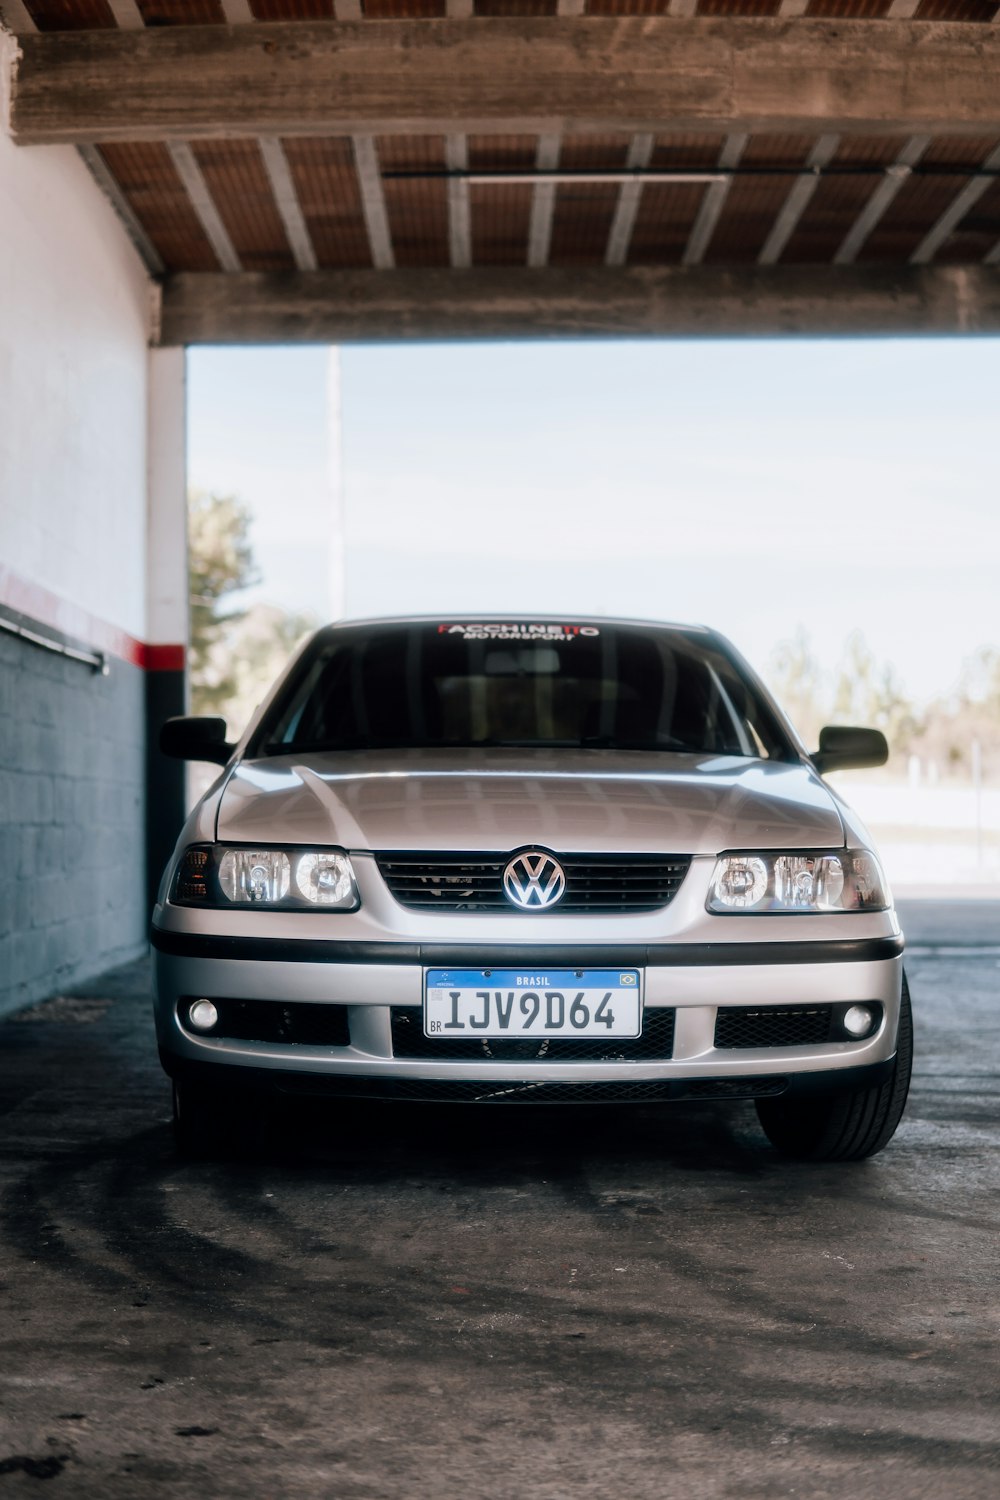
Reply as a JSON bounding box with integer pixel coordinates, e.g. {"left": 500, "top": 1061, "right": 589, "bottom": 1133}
{"left": 145, "top": 347, "right": 189, "bottom": 909}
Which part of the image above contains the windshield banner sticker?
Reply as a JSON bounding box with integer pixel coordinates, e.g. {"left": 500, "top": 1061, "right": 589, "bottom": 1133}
{"left": 437, "top": 624, "right": 601, "bottom": 640}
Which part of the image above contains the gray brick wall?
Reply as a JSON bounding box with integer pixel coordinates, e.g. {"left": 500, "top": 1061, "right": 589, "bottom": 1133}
{"left": 0, "top": 628, "right": 148, "bottom": 1017}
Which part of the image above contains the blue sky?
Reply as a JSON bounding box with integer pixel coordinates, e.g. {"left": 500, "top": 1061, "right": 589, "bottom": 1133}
{"left": 187, "top": 338, "right": 1000, "bottom": 706}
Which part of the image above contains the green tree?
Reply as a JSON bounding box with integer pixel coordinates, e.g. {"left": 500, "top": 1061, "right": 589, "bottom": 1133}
{"left": 767, "top": 627, "right": 825, "bottom": 748}
{"left": 188, "top": 489, "right": 259, "bottom": 717}
{"left": 218, "top": 602, "right": 318, "bottom": 738}
{"left": 832, "top": 631, "right": 916, "bottom": 759}
{"left": 958, "top": 646, "right": 1000, "bottom": 712}
{"left": 910, "top": 647, "right": 1000, "bottom": 781}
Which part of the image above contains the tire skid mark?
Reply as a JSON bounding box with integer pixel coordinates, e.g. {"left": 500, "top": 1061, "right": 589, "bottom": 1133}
{"left": 4, "top": 1131, "right": 999, "bottom": 1465}
{"left": 7, "top": 1104, "right": 994, "bottom": 1392}
{"left": 751, "top": 1418, "right": 1000, "bottom": 1470}
{"left": 3, "top": 1135, "right": 281, "bottom": 1318}
{"left": 0, "top": 1123, "right": 827, "bottom": 1377}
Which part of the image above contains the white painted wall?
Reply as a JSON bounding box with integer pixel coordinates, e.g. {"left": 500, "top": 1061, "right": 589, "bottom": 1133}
{"left": 0, "top": 35, "right": 153, "bottom": 640}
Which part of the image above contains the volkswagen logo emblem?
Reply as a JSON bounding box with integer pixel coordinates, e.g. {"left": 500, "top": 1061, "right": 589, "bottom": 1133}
{"left": 502, "top": 851, "right": 566, "bottom": 911}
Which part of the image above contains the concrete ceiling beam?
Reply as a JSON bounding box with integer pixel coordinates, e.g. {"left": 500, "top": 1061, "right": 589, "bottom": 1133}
{"left": 157, "top": 264, "right": 1000, "bottom": 345}
{"left": 11, "top": 19, "right": 1000, "bottom": 146}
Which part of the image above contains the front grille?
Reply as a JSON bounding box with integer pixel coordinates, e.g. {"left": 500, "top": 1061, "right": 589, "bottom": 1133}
{"left": 390, "top": 1006, "right": 675, "bottom": 1061}
{"left": 179, "top": 998, "right": 350, "bottom": 1047}
{"left": 275, "top": 1074, "right": 788, "bottom": 1104}
{"left": 376, "top": 853, "right": 691, "bottom": 913}
{"left": 714, "top": 1006, "right": 834, "bottom": 1050}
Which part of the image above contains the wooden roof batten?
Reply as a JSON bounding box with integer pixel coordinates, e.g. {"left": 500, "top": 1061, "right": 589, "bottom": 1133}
{"left": 445, "top": 133, "right": 471, "bottom": 271}
{"left": 683, "top": 135, "right": 747, "bottom": 268}
{"left": 911, "top": 142, "right": 1000, "bottom": 265}
{"left": 833, "top": 137, "right": 930, "bottom": 266}
{"left": 605, "top": 134, "right": 655, "bottom": 269}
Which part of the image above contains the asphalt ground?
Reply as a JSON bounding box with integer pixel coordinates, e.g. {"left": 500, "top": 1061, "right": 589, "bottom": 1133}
{"left": 1, "top": 901, "right": 999, "bottom": 1499}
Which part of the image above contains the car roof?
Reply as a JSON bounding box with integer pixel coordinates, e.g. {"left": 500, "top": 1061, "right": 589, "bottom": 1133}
{"left": 315, "top": 614, "right": 713, "bottom": 635}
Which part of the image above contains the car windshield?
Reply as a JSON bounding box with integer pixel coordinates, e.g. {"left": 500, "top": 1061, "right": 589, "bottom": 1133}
{"left": 257, "top": 622, "right": 795, "bottom": 760}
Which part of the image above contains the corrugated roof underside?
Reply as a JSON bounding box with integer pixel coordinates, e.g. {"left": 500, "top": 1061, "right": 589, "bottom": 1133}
{"left": 863, "top": 138, "right": 1000, "bottom": 261}
{"left": 19, "top": 0, "right": 1000, "bottom": 19}
{"left": 378, "top": 135, "right": 449, "bottom": 266}
{"left": 192, "top": 140, "right": 296, "bottom": 270}
{"left": 781, "top": 136, "right": 900, "bottom": 262}
{"left": 283, "top": 138, "right": 372, "bottom": 268}
{"left": 93, "top": 132, "right": 1000, "bottom": 272}
{"left": 98, "top": 140, "right": 219, "bottom": 269}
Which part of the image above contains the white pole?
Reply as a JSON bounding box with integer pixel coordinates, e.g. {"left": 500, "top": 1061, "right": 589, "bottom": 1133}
{"left": 327, "top": 345, "right": 346, "bottom": 623}
{"left": 972, "top": 737, "right": 983, "bottom": 873}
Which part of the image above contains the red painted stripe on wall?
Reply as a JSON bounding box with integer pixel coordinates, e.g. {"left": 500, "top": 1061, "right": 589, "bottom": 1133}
{"left": 0, "top": 565, "right": 185, "bottom": 671}
{"left": 143, "top": 643, "right": 186, "bottom": 672}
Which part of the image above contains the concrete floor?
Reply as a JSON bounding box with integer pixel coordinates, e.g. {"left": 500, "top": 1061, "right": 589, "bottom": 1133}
{"left": 2, "top": 902, "right": 999, "bottom": 1498}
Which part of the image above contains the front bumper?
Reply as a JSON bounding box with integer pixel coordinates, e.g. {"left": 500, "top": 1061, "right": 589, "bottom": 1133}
{"left": 152, "top": 925, "right": 905, "bottom": 1099}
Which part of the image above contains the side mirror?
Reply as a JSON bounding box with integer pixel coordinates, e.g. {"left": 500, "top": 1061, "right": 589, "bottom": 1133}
{"left": 160, "top": 715, "right": 234, "bottom": 766}
{"left": 812, "top": 725, "right": 888, "bottom": 776}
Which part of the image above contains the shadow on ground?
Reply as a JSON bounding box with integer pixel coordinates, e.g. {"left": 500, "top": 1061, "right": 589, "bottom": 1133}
{"left": 2, "top": 926, "right": 999, "bottom": 1498}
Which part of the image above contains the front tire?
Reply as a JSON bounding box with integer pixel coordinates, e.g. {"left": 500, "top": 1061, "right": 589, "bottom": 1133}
{"left": 755, "top": 974, "right": 913, "bottom": 1162}
{"left": 172, "top": 1078, "right": 258, "bottom": 1160}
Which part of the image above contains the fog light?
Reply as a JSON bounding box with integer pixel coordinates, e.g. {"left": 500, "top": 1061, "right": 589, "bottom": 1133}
{"left": 188, "top": 999, "right": 219, "bottom": 1032}
{"left": 842, "top": 1004, "right": 874, "bottom": 1039}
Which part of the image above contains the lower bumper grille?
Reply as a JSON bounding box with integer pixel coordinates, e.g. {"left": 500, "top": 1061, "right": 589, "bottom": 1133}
{"left": 714, "top": 1006, "right": 834, "bottom": 1049}
{"left": 390, "top": 1006, "right": 675, "bottom": 1061}
{"left": 179, "top": 998, "right": 350, "bottom": 1047}
{"left": 276, "top": 1075, "right": 789, "bottom": 1104}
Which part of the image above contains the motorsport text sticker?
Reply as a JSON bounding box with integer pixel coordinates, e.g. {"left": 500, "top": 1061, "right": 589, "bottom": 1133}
{"left": 437, "top": 624, "right": 601, "bottom": 641}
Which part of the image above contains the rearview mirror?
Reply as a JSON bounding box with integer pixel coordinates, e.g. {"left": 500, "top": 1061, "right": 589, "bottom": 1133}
{"left": 160, "top": 716, "right": 234, "bottom": 765}
{"left": 811, "top": 725, "right": 888, "bottom": 776}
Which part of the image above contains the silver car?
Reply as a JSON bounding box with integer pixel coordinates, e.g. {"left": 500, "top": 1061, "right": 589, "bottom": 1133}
{"left": 154, "top": 616, "right": 910, "bottom": 1161}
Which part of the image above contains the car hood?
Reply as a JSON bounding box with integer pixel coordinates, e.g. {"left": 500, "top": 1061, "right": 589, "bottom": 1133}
{"left": 215, "top": 749, "right": 844, "bottom": 856}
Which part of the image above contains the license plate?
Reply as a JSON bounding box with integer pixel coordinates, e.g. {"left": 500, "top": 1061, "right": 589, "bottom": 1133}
{"left": 424, "top": 968, "right": 642, "bottom": 1039}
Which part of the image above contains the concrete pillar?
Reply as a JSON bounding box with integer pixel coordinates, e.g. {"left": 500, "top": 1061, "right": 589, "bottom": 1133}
{"left": 145, "top": 347, "right": 189, "bottom": 908}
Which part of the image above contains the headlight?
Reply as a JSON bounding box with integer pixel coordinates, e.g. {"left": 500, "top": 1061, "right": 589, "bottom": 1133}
{"left": 219, "top": 849, "right": 290, "bottom": 904}
{"left": 171, "top": 845, "right": 360, "bottom": 911}
{"left": 707, "top": 850, "right": 889, "bottom": 914}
